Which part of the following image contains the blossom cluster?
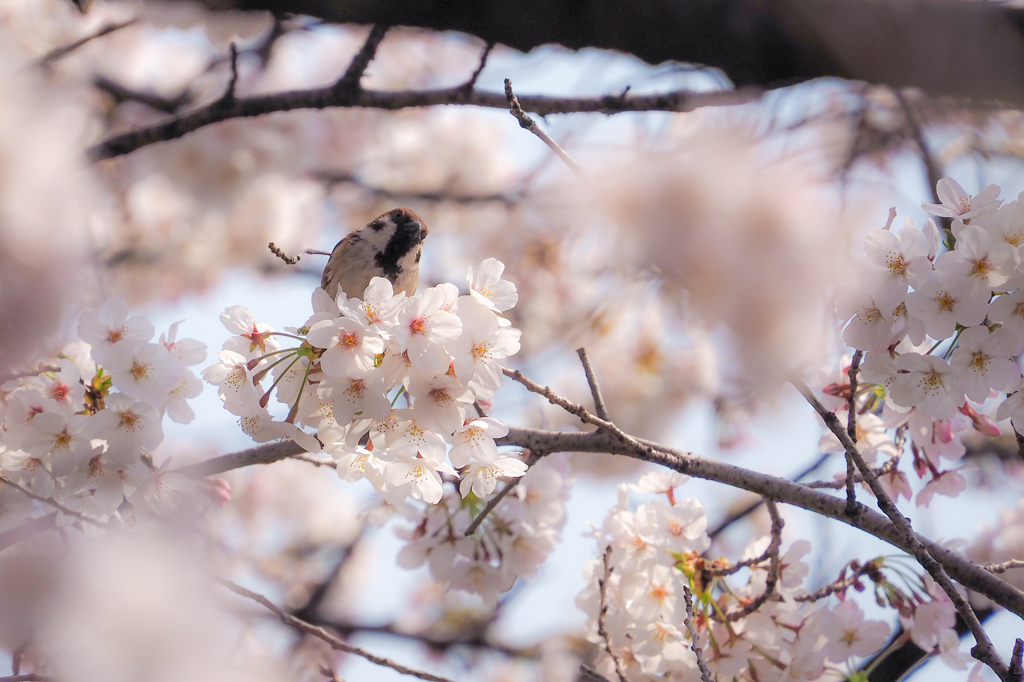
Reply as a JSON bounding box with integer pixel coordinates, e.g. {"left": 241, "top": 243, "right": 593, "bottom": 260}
{"left": 831, "top": 178, "right": 1024, "bottom": 505}
{"left": 577, "top": 471, "right": 968, "bottom": 681}
{"left": 0, "top": 299, "right": 206, "bottom": 525}
{"left": 205, "top": 259, "right": 524, "bottom": 506}
{"left": 396, "top": 453, "right": 572, "bottom": 605}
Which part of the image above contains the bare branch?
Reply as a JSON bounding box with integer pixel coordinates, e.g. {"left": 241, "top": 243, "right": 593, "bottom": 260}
{"left": 985, "top": 560, "right": 1024, "bottom": 575}
{"left": 218, "top": 578, "right": 459, "bottom": 682}
{"left": 221, "top": 42, "right": 240, "bottom": 104}
{"left": 579, "top": 664, "right": 615, "bottom": 682}
{"left": 460, "top": 41, "right": 494, "bottom": 97}
{"left": 268, "top": 242, "right": 301, "bottom": 265}
{"left": 1010, "top": 639, "right": 1024, "bottom": 682}
{"left": 463, "top": 449, "right": 539, "bottom": 536}
{"left": 791, "top": 377, "right": 1010, "bottom": 680}
{"left": 0, "top": 366, "right": 59, "bottom": 385}
{"left": 334, "top": 24, "right": 388, "bottom": 101}
{"left": 727, "top": 498, "right": 783, "bottom": 621}
{"left": 36, "top": 19, "right": 137, "bottom": 66}
{"left": 0, "top": 675, "right": 55, "bottom": 682}
{"left": 0, "top": 477, "right": 108, "bottom": 530}
{"left": 168, "top": 403, "right": 1024, "bottom": 623}
{"left": 89, "top": 85, "right": 757, "bottom": 161}
{"left": 596, "top": 545, "right": 629, "bottom": 682}
{"left": 505, "top": 78, "right": 586, "bottom": 179}
{"left": 845, "top": 350, "right": 863, "bottom": 515}
{"left": 682, "top": 586, "right": 715, "bottom": 682}
{"left": 577, "top": 347, "right": 610, "bottom": 421}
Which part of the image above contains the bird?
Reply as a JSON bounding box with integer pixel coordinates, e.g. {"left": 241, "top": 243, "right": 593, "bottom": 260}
{"left": 320, "top": 208, "right": 429, "bottom": 301}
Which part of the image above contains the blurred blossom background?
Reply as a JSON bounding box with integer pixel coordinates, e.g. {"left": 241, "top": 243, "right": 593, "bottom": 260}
{"left": 3, "top": 0, "right": 1024, "bottom": 680}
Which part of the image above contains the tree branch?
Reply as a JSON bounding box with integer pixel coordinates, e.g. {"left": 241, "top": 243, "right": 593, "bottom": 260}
{"left": 577, "top": 347, "right": 610, "bottom": 421}
{"left": 169, "top": 416, "right": 1024, "bottom": 624}
{"left": 88, "top": 85, "right": 757, "bottom": 161}
{"left": 504, "top": 78, "right": 586, "bottom": 179}
{"left": 791, "top": 377, "right": 1011, "bottom": 680}
{"left": 683, "top": 585, "right": 715, "bottom": 682}
{"left": 218, "top": 578, "right": 459, "bottom": 682}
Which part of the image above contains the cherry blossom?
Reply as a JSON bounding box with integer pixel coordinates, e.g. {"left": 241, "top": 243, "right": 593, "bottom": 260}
{"left": 889, "top": 353, "right": 965, "bottom": 419}
{"left": 820, "top": 599, "right": 890, "bottom": 662}
{"left": 77, "top": 298, "right": 155, "bottom": 365}
{"left": 394, "top": 285, "right": 463, "bottom": 373}
{"left": 467, "top": 257, "right": 519, "bottom": 312}
{"left": 861, "top": 220, "right": 932, "bottom": 299}
{"left": 921, "top": 177, "right": 1001, "bottom": 221}
{"left": 948, "top": 325, "right": 1021, "bottom": 401}
{"left": 307, "top": 317, "right": 384, "bottom": 379}
{"left": 935, "top": 223, "right": 1019, "bottom": 295}
{"left": 905, "top": 273, "right": 988, "bottom": 340}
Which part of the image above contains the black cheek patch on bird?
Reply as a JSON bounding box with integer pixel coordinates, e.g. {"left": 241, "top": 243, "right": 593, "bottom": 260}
{"left": 375, "top": 227, "right": 421, "bottom": 281}
{"left": 369, "top": 219, "right": 387, "bottom": 232}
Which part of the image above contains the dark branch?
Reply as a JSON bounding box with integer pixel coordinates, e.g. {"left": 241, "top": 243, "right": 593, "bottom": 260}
{"left": 88, "top": 85, "right": 756, "bottom": 161}
{"left": 334, "top": 24, "right": 389, "bottom": 101}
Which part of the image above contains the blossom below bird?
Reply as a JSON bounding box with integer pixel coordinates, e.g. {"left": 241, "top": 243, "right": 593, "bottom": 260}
{"left": 321, "top": 208, "right": 429, "bottom": 301}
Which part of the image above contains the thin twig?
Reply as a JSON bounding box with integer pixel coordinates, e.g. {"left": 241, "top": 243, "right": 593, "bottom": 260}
{"left": 460, "top": 41, "right": 494, "bottom": 96}
{"left": 791, "top": 377, "right": 1010, "bottom": 680}
{"left": 219, "top": 42, "right": 240, "bottom": 104}
{"left": 0, "top": 366, "right": 60, "bottom": 385}
{"left": 795, "top": 561, "right": 881, "bottom": 602}
{"left": 0, "top": 477, "right": 108, "bottom": 530}
{"left": 845, "top": 351, "right": 863, "bottom": 515}
{"left": 577, "top": 347, "right": 610, "bottom": 421}
{"left": 726, "top": 499, "right": 783, "bottom": 621}
{"left": 36, "top": 19, "right": 137, "bottom": 66}
{"left": 579, "top": 664, "right": 615, "bottom": 682}
{"left": 504, "top": 78, "right": 586, "bottom": 179}
{"left": 984, "top": 560, "right": 1024, "bottom": 575}
{"left": 268, "top": 242, "right": 301, "bottom": 265}
{"left": 682, "top": 586, "right": 715, "bottom": 682}
{"left": 334, "top": 24, "right": 388, "bottom": 101}
{"left": 596, "top": 545, "right": 629, "bottom": 682}
{"left": 218, "top": 578, "right": 458, "bottom": 682}
{"left": 1010, "top": 639, "right": 1024, "bottom": 682}
{"left": 464, "top": 450, "right": 539, "bottom": 536}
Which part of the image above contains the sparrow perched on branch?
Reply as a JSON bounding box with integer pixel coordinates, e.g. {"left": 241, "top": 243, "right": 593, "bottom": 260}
{"left": 320, "top": 208, "right": 429, "bottom": 300}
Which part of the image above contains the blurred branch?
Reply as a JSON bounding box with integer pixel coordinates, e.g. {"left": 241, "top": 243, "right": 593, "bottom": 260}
{"left": 0, "top": 675, "right": 55, "bottom": 682}
{"left": 214, "top": 0, "right": 1024, "bottom": 103}
{"left": 0, "top": 366, "right": 59, "bottom": 384}
{"left": 334, "top": 23, "right": 388, "bottom": 103}
{"left": 896, "top": 90, "right": 944, "bottom": 208}
{"left": 218, "top": 578, "right": 460, "bottom": 682}
{"left": 317, "top": 171, "right": 523, "bottom": 205}
{"left": 459, "top": 41, "right": 494, "bottom": 96}
{"left": 93, "top": 75, "right": 192, "bottom": 114}
{"left": 36, "top": 18, "right": 137, "bottom": 66}
{"left": 88, "top": 85, "right": 757, "bottom": 161}
{"left": 0, "top": 476, "right": 108, "bottom": 530}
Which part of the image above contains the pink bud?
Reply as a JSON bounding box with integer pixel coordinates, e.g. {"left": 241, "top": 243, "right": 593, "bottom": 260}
{"left": 933, "top": 419, "right": 954, "bottom": 444}
{"left": 974, "top": 414, "right": 1002, "bottom": 437}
